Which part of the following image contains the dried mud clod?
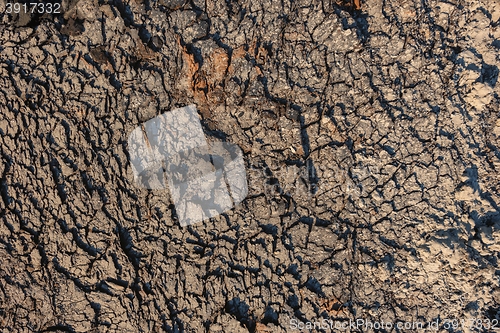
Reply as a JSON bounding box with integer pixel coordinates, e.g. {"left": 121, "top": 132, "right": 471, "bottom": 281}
{"left": 335, "top": 0, "right": 362, "bottom": 11}
{"left": 318, "top": 296, "right": 348, "bottom": 317}
{"left": 178, "top": 36, "right": 268, "bottom": 123}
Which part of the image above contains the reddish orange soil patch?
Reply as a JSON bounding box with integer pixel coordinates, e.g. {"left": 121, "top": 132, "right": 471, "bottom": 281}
{"left": 177, "top": 37, "right": 266, "bottom": 117}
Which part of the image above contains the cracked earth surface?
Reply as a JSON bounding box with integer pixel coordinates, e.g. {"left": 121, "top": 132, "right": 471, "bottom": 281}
{"left": 1, "top": 0, "right": 500, "bottom": 332}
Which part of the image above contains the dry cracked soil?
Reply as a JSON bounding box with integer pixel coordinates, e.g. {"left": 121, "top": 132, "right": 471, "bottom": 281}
{"left": 1, "top": 0, "right": 500, "bottom": 332}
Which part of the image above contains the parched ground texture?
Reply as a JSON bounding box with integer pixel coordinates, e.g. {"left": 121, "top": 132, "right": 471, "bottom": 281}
{"left": 1, "top": 0, "right": 500, "bottom": 332}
